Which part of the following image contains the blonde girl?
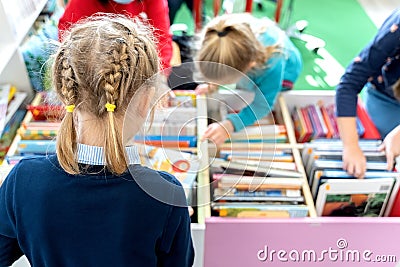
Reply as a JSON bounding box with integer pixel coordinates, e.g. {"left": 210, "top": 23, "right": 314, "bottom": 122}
{"left": 0, "top": 14, "right": 194, "bottom": 267}
{"left": 196, "top": 13, "right": 302, "bottom": 145}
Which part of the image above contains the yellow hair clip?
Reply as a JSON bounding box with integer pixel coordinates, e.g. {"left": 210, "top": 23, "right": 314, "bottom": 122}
{"left": 65, "top": 104, "right": 75, "bottom": 113}
{"left": 105, "top": 103, "right": 116, "bottom": 112}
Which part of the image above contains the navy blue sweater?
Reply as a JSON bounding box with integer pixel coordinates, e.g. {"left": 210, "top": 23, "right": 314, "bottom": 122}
{"left": 336, "top": 8, "right": 400, "bottom": 117}
{"left": 0, "top": 155, "right": 194, "bottom": 267}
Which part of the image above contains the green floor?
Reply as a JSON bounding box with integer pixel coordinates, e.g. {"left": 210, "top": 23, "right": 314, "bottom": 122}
{"left": 173, "top": 0, "right": 378, "bottom": 90}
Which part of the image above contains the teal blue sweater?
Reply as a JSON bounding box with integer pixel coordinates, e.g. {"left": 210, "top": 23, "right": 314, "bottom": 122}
{"left": 226, "top": 24, "right": 302, "bottom": 131}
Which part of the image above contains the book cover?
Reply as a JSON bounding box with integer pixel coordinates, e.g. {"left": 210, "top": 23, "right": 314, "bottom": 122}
{"left": 136, "top": 144, "right": 200, "bottom": 202}
{"left": 311, "top": 169, "right": 398, "bottom": 198}
{"left": 315, "top": 178, "right": 395, "bottom": 217}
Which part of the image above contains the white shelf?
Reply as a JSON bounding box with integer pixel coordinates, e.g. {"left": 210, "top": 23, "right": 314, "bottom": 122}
{"left": 0, "top": 43, "right": 18, "bottom": 75}
{"left": 15, "top": 0, "right": 48, "bottom": 45}
{"left": 0, "top": 0, "right": 48, "bottom": 93}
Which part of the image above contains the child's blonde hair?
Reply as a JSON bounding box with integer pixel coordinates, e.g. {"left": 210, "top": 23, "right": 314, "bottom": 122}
{"left": 52, "top": 14, "right": 159, "bottom": 175}
{"left": 197, "top": 13, "right": 277, "bottom": 82}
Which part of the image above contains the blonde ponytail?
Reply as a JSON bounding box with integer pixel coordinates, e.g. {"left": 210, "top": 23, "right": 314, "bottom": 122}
{"left": 54, "top": 56, "right": 79, "bottom": 174}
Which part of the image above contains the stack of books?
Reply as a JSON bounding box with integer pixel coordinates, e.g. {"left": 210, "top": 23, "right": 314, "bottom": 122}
{"left": 0, "top": 84, "right": 28, "bottom": 162}
{"left": 292, "top": 101, "right": 380, "bottom": 143}
{"left": 210, "top": 153, "right": 309, "bottom": 218}
{"left": 303, "top": 139, "right": 400, "bottom": 217}
{"left": 6, "top": 92, "right": 61, "bottom": 164}
{"left": 134, "top": 91, "right": 198, "bottom": 148}
{"left": 226, "top": 124, "right": 287, "bottom": 144}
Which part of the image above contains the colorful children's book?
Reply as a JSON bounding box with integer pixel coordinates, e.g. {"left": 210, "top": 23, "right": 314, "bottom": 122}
{"left": 310, "top": 170, "right": 399, "bottom": 199}
{"left": 136, "top": 144, "right": 200, "bottom": 203}
{"left": 315, "top": 178, "right": 395, "bottom": 217}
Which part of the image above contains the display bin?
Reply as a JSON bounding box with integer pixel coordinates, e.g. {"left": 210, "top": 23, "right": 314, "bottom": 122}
{"left": 198, "top": 90, "right": 400, "bottom": 267}
{"left": 3, "top": 91, "right": 400, "bottom": 267}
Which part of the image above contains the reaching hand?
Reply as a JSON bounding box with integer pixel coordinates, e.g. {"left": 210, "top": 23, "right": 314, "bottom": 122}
{"left": 379, "top": 126, "right": 400, "bottom": 171}
{"left": 201, "top": 120, "right": 234, "bottom": 146}
{"left": 194, "top": 83, "right": 218, "bottom": 95}
{"left": 342, "top": 145, "right": 367, "bottom": 178}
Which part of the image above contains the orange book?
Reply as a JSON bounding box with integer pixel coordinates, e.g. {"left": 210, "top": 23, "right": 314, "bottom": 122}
{"left": 319, "top": 105, "right": 334, "bottom": 138}
{"left": 135, "top": 140, "right": 190, "bottom": 148}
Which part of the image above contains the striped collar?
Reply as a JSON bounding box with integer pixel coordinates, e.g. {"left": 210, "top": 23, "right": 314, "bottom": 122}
{"left": 76, "top": 143, "right": 140, "bottom": 165}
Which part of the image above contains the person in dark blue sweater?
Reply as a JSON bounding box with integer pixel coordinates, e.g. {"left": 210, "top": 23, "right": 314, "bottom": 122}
{"left": 0, "top": 14, "right": 194, "bottom": 267}
{"left": 336, "top": 8, "right": 400, "bottom": 179}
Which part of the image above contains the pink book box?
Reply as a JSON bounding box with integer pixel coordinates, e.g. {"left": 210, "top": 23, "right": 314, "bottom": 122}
{"left": 204, "top": 217, "right": 400, "bottom": 266}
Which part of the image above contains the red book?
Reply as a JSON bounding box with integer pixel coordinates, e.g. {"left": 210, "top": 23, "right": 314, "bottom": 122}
{"left": 300, "top": 107, "right": 313, "bottom": 142}
{"left": 356, "top": 102, "right": 381, "bottom": 139}
{"left": 389, "top": 190, "right": 400, "bottom": 216}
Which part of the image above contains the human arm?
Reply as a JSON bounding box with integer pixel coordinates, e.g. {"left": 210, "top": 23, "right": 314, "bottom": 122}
{"left": 0, "top": 166, "right": 24, "bottom": 266}
{"left": 225, "top": 55, "right": 284, "bottom": 132}
{"left": 337, "top": 117, "right": 366, "bottom": 178}
{"left": 144, "top": 0, "right": 172, "bottom": 69}
{"left": 157, "top": 205, "right": 194, "bottom": 267}
{"left": 336, "top": 11, "right": 400, "bottom": 177}
{"left": 379, "top": 124, "right": 400, "bottom": 170}
{"left": 336, "top": 9, "right": 400, "bottom": 119}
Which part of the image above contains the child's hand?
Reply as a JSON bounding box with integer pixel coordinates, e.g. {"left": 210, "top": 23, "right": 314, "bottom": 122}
{"left": 188, "top": 207, "right": 194, "bottom": 217}
{"left": 342, "top": 145, "right": 366, "bottom": 178}
{"left": 194, "top": 83, "right": 218, "bottom": 95}
{"left": 201, "top": 120, "right": 234, "bottom": 146}
{"left": 379, "top": 125, "right": 400, "bottom": 170}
